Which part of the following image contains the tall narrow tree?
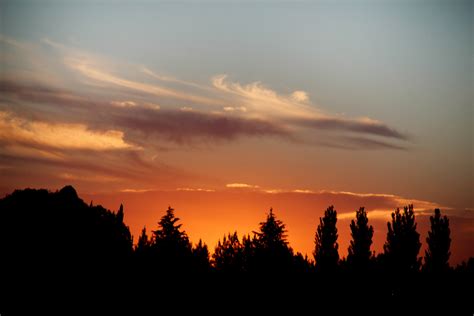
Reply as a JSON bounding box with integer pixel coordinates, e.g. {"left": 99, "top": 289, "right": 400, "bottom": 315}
{"left": 383, "top": 204, "right": 421, "bottom": 273}
{"left": 314, "top": 205, "right": 339, "bottom": 272}
{"left": 116, "top": 204, "right": 124, "bottom": 223}
{"left": 347, "top": 207, "right": 374, "bottom": 271}
{"left": 424, "top": 209, "right": 451, "bottom": 272}
{"left": 136, "top": 226, "right": 150, "bottom": 252}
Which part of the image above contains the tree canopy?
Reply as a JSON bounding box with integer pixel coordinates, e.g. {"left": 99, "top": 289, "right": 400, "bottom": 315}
{"left": 383, "top": 205, "right": 421, "bottom": 273}
{"left": 347, "top": 207, "right": 374, "bottom": 271}
{"left": 314, "top": 205, "right": 339, "bottom": 272}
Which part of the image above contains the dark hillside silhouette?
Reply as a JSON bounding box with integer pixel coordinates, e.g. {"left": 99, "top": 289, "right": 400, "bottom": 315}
{"left": 0, "top": 186, "right": 132, "bottom": 270}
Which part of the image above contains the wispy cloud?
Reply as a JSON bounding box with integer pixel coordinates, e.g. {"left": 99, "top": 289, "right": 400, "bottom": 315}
{"left": 0, "top": 79, "right": 291, "bottom": 146}
{"left": 252, "top": 187, "right": 446, "bottom": 215}
{"left": 0, "top": 110, "right": 136, "bottom": 151}
{"left": 113, "top": 108, "right": 291, "bottom": 144}
{"left": 314, "top": 189, "right": 446, "bottom": 210}
{"left": 212, "top": 74, "right": 408, "bottom": 148}
{"left": 292, "top": 116, "right": 408, "bottom": 140}
{"left": 2, "top": 37, "right": 410, "bottom": 151}
{"left": 226, "top": 183, "right": 260, "bottom": 189}
{"left": 176, "top": 187, "right": 215, "bottom": 192}
{"left": 110, "top": 100, "right": 138, "bottom": 108}
{"left": 66, "top": 58, "right": 221, "bottom": 105}
{"left": 120, "top": 188, "right": 156, "bottom": 193}
{"left": 59, "top": 172, "right": 121, "bottom": 183}
{"left": 141, "top": 67, "right": 211, "bottom": 91}
{"left": 212, "top": 74, "right": 315, "bottom": 119}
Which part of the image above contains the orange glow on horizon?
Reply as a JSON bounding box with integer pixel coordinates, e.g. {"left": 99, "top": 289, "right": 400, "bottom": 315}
{"left": 82, "top": 189, "right": 473, "bottom": 265}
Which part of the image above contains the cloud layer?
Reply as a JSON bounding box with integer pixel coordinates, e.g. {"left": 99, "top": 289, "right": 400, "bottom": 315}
{"left": 1, "top": 36, "right": 410, "bottom": 150}
{"left": 0, "top": 36, "right": 412, "bottom": 194}
{"left": 0, "top": 111, "right": 136, "bottom": 151}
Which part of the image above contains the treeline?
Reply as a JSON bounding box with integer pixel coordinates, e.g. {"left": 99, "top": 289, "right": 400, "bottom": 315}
{"left": 134, "top": 204, "right": 470, "bottom": 276}
{"left": 0, "top": 186, "right": 472, "bottom": 313}
{"left": 2, "top": 186, "right": 469, "bottom": 274}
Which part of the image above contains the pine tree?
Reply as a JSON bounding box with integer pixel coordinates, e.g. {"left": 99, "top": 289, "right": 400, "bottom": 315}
{"left": 255, "top": 208, "right": 288, "bottom": 249}
{"left": 134, "top": 226, "right": 152, "bottom": 267}
{"left": 136, "top": 226, "right": 150, "bottom": 252}
{"left": 383, "top": 204, "right": 421, "bottom": 273}
{"left": 347, "top": 207, "right": 374, "bottom": 271}
{"left": 117, "top": 204, "right": 124, "bottom": 223}
{"left": 314, "top": 205, "right": 339, "bottom": 272}
{"left": 151, "top": 206, "right": 192, "bottom": 270}
{"left": 252, "top": 209, "right": 294, "bottom": 272}
{"left": 424, "top": 209, "right": 451, "bottom": 272}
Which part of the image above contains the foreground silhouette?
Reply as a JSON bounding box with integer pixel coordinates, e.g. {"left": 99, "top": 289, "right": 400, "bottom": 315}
{"left": 0, "top": 186, "right": 472, "bottom": 314}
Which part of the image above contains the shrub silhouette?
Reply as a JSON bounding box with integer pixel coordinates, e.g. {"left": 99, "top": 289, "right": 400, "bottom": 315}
{"left": 314, "top": 205, "right": 339, "bottom": 272}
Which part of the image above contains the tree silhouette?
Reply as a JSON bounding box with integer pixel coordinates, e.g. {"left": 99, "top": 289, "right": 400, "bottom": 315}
{"left": 294, "top": 252, "right": 314, "bottom": 273}
{"left": 383, "top": 205, "right": 421, "bottom": 273}
{"left": 347, "top": 207, "right": 374, "bottom": 271}
{"left": 424, "top": 209, "right": 451, "bottom": 273}
{"left": 192, "top": 239, "right": 211, "bottom": 272}
{"left": 135, "top": 226, "right": 151, "bottom": 257}
{"left": 0, "top": 186, "right": 133, "bottom": 265}
{"left": 213, "top": 232, "right": 244, "bottom": 273}
{"left": 3, "top": 185, "right": 474, "bottom": 314}
{"left": 151, "top": 206, "right": 192, "bottom": 271}
{"left": 117, "top": 203, "right": 124, "bottom": 222}
{"left": 241, "top": 233, "right": 257, "bottom": 272}
{"left": 252, "top": 208, "right": 294, "bottom": 273}
{"left": 314, "top": 205, "right": 339, "bottom": 272}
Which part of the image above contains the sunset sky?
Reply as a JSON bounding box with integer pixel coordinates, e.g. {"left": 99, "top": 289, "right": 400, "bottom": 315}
{"left": 1, "top": 0, "right": 472, "bottom": 263}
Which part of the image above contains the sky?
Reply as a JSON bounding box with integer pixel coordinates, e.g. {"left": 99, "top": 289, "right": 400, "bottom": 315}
{"left": 0, "top": 0, "right": 473, "bottom": 263}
